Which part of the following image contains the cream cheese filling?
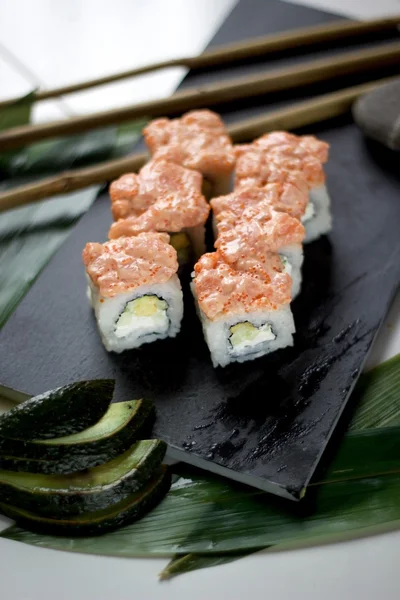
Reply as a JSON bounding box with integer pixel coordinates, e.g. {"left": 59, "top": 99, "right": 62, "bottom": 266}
{"left": 301, "top": 201, "right": 315, "bottom": 223}
{"left": 229, "top": 321, "right": 276, "bottom": 352}
{"left": 115, "top": 295, "right": 169, "bottom": 339}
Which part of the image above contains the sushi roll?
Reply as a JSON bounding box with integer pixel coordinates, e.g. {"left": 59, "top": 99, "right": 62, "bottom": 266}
{"left": 108, "top": 159, "right": 210, "bottom": 258}
{"left": 191, "top": 252, "right": 294, "bottom": 368}
{"left": 143, "top": 110, "right": 235, "bottom": 198}
{"left": 212, "top": 187, "right": 305, "bottom": 298}
{"left": 82, "top": 233, "right": 183, "bottom": 353}
{"left": 234, "top": 131, "right": 331, "bottom": 242}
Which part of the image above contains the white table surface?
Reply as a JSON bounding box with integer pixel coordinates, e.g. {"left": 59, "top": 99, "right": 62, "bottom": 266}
{"left": 0, "top": 1, "right": 399, "bottom": 598}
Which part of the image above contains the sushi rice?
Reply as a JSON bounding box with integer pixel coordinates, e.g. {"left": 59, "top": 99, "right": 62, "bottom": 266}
{"left": 279, "top": 243, "right": 303, "bottom": 299}
{"left": 304, "top": 183, "right": 332, "bottom": 243}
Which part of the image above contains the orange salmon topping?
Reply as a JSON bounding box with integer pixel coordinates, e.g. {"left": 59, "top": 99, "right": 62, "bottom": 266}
{"left": 82, "top": 233, "right": 178, "bottom": 298}
{"left": 212, "top": 188, "right": 305, "bottom": 262}
{"left": 235, "top": 131, "right": 329, "bottom": 189}
{"left": 211, "top": 182, "right": 308, "bottom": 221}
{"left": 193, "top": 252, "right": 292, "bottom": 320}
{"left": 143, "top": 110, "right": 235, "bottom": 178}
{"left": 215, "top": 208, "right": 305, "bottom": 262}
{"left": 108, "top": 159, "right": 210, "bottom": 239}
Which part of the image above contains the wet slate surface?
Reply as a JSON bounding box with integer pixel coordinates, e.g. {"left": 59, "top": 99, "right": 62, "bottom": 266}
{"left": 1, "top": 0, "right": 400, "bottom": 499}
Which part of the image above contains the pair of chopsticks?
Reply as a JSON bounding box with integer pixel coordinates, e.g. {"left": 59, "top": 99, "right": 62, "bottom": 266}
{"left": 1, "top": 76, "right": 397, "bottom": 213}
{"left": 0, "top": 16, "right": 399, "bottom": 213}
{"left": 0, "top": 16, "right": 398, "bottom": 108}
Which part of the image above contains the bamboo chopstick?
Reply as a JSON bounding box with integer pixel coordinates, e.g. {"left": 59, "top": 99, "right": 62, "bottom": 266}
{"left": 0, "top": 16, "right": 398, "bottom": 108}
{"left": 0, "top": 76, "right": 396, "bottom": 214}
{"left": 1, "top": 42, "right": 400, "bottom": 152}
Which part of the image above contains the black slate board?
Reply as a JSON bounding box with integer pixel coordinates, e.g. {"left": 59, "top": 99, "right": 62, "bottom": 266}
{"left": 1, "top": 0, "right": 400, "bottom": 500}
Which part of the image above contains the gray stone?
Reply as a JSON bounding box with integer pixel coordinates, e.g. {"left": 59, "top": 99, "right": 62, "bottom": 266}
{"left": 352, "top": 78, "right": 400, "bottom": 150}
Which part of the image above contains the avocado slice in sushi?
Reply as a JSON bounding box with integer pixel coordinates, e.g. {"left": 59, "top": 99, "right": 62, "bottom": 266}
{"left": 170, "top": 232, "right": 192, "bottom": 266}
{"left": 0, "top": 466, "right": 171, "bottom": 536}
{"left": 0, "top": 380, "right": 115, "bottom": 440}
{"left": 0, "top": 399, "right": 154, "bottom": 472}
{"left": 0, "top": 439, "right": 166, "bottom": 518}
{"left": 229, "top": 322, "right": 276, "bottom": 352}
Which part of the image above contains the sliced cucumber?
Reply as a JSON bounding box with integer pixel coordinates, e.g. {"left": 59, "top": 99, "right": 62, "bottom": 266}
{"left": 0, "top": 380, "right": 115, "bottom": 440}
{"left": 0, "top": 399, "right": 154, "bottom": 473}
{"left": 118, "top": 296, "right": 168, "bottom": 321}
{"left": 0, "top": 439, "right": 166, "bottom": 518}
{"left": 0, "top": 454, "right": 92, "bottom": 476}
{"left": 0, "top": 467, "right": 171, "bottom": 536}
{"left": 115, "top": 296, "right": 169, "bottom": 338}
{"left": 229, "top": 321, "right": 275, "bottom": 351}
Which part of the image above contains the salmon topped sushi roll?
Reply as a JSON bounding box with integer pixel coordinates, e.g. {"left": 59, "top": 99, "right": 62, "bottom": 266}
{"left": 234, "top": 131, "right": 331, "bottom": 242}
{"left": 213, "top": 187, "right": 306, "bottom": 297}
{"left": 191, "top": 252, "right": 294, "bottom": 367}
{"left": 143, "top": 110, "right": 235, "bottom": 197}
{"left": 108, "top": 159, "right": 210, "bottom": 257}
{"left": 82, "top": 233, "right": 183, "bottom": 352}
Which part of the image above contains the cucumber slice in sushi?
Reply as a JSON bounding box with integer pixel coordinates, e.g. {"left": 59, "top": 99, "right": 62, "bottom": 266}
{"left": 229, "top": 322, "right": 276, "bottom": 353}
{"left": 0, "top": 439, "right": 166, "bottom": 518}
{"left": 0, "top": 467, "right": 171, "bottom": 536}
{"left": 115, "top": 296, "right": 169, "bottom": 338}
{"left": 0, "top": 399, "right": 155, "bottom": 472}
{"left": 0, "top": 380, "right": 115, "bottom": 440}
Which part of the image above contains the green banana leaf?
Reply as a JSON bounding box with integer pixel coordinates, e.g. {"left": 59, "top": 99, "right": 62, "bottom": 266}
{"left": 0, "top": 120, "right": 147, "bottom": 176}
{"left": 0, "top": 91, "right": 146, "bottom": 173}
{"left": 349, "top": 354, "right": 400, "bottom": 430}
{"left": 311, "top": 426, "right": 400, "bottom": 484}
{"left": 0, "top": 184, "right": 100, "bottom": 328}
{"left": 3, "top": 464, "right": 400, "bottom": 557}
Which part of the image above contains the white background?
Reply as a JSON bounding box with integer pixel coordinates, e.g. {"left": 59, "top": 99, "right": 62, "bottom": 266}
{"left": 0, "top": 1, "right": 399, "bottom": 598}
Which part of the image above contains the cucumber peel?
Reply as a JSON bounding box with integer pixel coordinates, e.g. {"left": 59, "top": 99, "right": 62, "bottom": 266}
{"left": 0, "top": 379, "right": 115, "bottom": 440}
{"left": 0, "top": 381, "right": 170, "bottom": 537}
{"left": 0, "top": 439, "right": 167, "bottom": 518}
{"left": 0, "top": 399, "right": 154, "bottom": 470}
{"left": 0, "top": 466, "right": 171, "bottom": 536}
